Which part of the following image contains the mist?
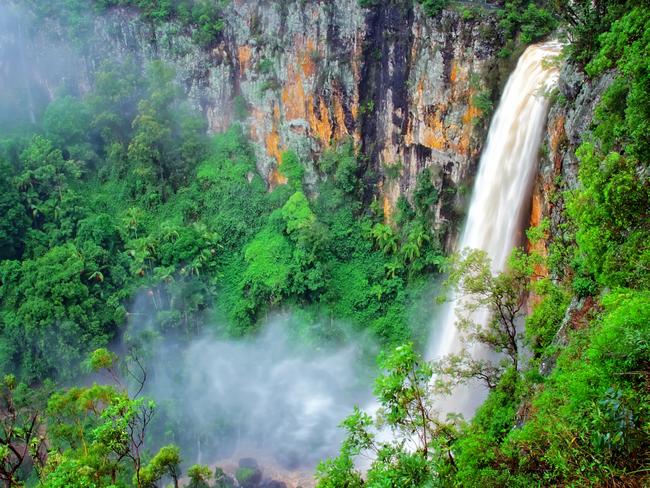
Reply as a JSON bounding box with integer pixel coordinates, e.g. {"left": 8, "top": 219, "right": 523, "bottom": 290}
{"left": 0, "top": 2, "right": 85, "bottom": 130}
{"left": 122, "top": 291, "right": 377, "bottom": 481}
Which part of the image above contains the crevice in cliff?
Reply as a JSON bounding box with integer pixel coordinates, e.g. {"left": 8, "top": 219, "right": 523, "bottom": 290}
{"left": 358, "top": 0, "right": 415, "bottom": 204}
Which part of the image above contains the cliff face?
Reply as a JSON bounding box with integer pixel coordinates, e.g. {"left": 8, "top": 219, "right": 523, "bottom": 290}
{"left": 8, "top": 1, "right": 506, "bottom": 244}
{"left": 530, "top": 62, "right": 614, "bottom": 276}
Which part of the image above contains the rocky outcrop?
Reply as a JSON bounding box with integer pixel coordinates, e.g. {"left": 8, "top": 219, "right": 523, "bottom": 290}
{"left": 7, "top": 1, "right": 507, "bottom": 246}
{"left": 370, "top": 6, "right": 503, "bottom": 231}
{"left": 530, "top": 61, "right": 614, "bottom": 277}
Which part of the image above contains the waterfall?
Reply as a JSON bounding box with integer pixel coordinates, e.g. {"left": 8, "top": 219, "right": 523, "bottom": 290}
{"left": 427, "top": 41, "right": 561, "bottom": 417}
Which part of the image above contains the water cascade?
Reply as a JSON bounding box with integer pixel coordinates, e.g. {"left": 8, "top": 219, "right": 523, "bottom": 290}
{"left": 427, "top": 41, "right": 562, "bottom": 416}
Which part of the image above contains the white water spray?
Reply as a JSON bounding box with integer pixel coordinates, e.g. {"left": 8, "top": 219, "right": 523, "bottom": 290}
{"left": 427, "top": 41, "right": 561, "bottom": 416}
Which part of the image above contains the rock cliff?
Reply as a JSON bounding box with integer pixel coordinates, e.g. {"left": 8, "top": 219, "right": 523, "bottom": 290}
{"left": 530, "top": 61, "right": 613, "bottom": 277}
{"left": 5, "top": 1, "right": 508, "bottom": 245}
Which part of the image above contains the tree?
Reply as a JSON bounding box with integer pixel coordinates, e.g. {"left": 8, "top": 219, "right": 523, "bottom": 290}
{"left": 318, "top": 141, "right": 360, "bottom": 195}
{"left": 128, "top": 99, "right": 172, "bottom": 198}
{"left": 0, "top": 375, "right": 49, "bottom": 487}
{"left": 0, "top": 164, "right": 29, "bottom": 260}
{"left": 281, "top": 192, "right": 315, "bottom": 235}
{"left": 499, "top": 0, "right": 557, "bottom": 45}
{"left": 317, "top": 344, "right": 459, "bottom": 487}
{"left": 435, "top": 248, "right": 535, "bottom": 388}
{"left": 371, "top": 223, "right": 398, "bottom": 255}
{"left": 186, "top": 0, "right": 225, "bottom": 47}
{"left": 413, "top": 168, "right": 438, "bottom": 216}
{"left": 0, "top": 243, "right": 126, "bottom": 381}
{"left": 400, "top": 241, "right": 420, "bottom": 264}
{"left": 187, "top": 464, "right": 212, "bottom": 488}
{"left": 42, "top": 96, "right": 92, "bottom": 150}
{"left": 242, "top": 227, "right": 292, "bottom": 306}
{"left": 139, "top": 445, "right": 181, "bottom": 488}
{"left": 550, "top": 0, "right": 633, "bottom": 63}
{"left": 88, "top": 59, "right": 143, "bottom": 145}
{"left": 384, "top": 259, "right": 403, "bottom": 279}
{"left": 418, "top": 0, "right": 449, "bottom": 18}
{"left": 42, "top": 349, "right": 177, "bottom": 488}
{"left": 407, "top": 222, "right": 430, "bottom": 250}
{"left": 16, "top": 136, "right": 82, "bottom": 220}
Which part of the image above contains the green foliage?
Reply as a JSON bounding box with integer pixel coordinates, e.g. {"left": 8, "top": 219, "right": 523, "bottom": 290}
{"left": 33, "top": 350, "right": 188, "bottom": 488}
{"left": 451, "top": 367, "right": 525, "bottom": 487}
{"left": 278, "top": 150, "right": 305, "bottom": 189}
{"left": 0, "top": 243, "right": 128, "bottom": 381}
{"left": 187, "top": 464, "right": 212, "bottom": 488}
{"left": 39, "top": 456, "right": 104, "bottom": 488}
{"left": 318, "top": 140, "right": 361, "bottom": 196}
{"left": 447, "top": 249, "right": 536, "bottom": 372}
{"left": 317, "top": 343, "right": 458, "bottom": 487}
{"left": 525, "top": 279, "right": 570, "bottom": 355}
{"left": 182, "top": 0, "right": 227, "bottom": 47}
{"left": 382, "top": 160, "right": 402, "bottom": 181}
{"left": 4, "top": 2, "right": 650, "bottom": 487}
{"left": 256, "top": 58, "right": 274, "bottom": 75}
{"left": 550, "top": 0, "right": 641, "bottom": 64}
{"left": 413, "top": 168, "right": 439, "bottom": 216}
{"left": 429, "top": 8, "right": 650, "bottom": 481}
{"left": 42, "top": 0, "right": 229, "bottom": 48}
{"left": 471, "top": 90, "right": 493, "bottom": 122}
{"left": 281, "top": 191, "right": 316, "bottom": 235}
{"left": 499, "top": 0, "right": 558, "bottom": 44}
{"left": 567, "top": 143, "right": 649, "bottom": 289}
{"left": 139, "top": 444, "right": 181, "bottom": 487}
{"left": 242, "top": 226, "right": 292, "bottom": 305}
{"left": 17, "top": 135, "right": 83, "bottom": 218}
{"left": 86, "top": 347, "right": 119, "bottom": 373}
{"left": 417, "top": 0, "right": 449, "bottom": 18}
{"left": 0, "top": 54, "right": 442, "bottom": 365}
{"left": 43, "top": 96, "right": 93, "bottom": 152}
{"left": 88, "top": 58, "right": 144, "bottom": 147}
{"left": 0, "top": 164, "right": 29, "bottom": 260}
{"left": 498, "top": 290, "right": 650, "bottom": 485}
{"left": 316, "top": 448, "right": 363, "bottom": 488}
{"left": 586, "top": 7, "right": 650, "bottom": 161}
{"left": 0, "top": 374, "right": 51, "bottom": 486}
{"left": 213, "top": 467, "right": 236, "bottom": 488}
{"left": 235, "top": 467, "right": 255, "bottom": 485}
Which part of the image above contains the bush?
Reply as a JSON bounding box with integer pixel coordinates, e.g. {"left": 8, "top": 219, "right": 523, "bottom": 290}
{"left": 418, "top": 0, "right": 449, "bottom": 17}
{"left": 499, "top": 0, "right": 557, "bottom": 44}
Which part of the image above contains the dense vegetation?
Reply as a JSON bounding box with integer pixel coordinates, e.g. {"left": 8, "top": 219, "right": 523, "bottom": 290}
{"left": 25, "top": 0, "right": 227, "bottom": 47}
{"left": 1, "top": 0, "right": 648, "bottom": 486}
{"left": 0, "top": 50, "right": 446, "bottom": 382}
{"left": 1, "top": 1, "right": 445, "bottom": 483}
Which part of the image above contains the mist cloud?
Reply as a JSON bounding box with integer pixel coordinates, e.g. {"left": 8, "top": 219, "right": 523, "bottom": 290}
{"left": 125, "top": 301, "right": 375, "bottom": 474}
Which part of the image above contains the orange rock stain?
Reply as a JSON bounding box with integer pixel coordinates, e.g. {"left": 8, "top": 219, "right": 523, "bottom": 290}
{"left": 281, "top": 67, "right": 307, "bottom": 121}
{"left": 383, "top": 194, "right": 393, "bottom": 224}
{"left": 333, "top": 95, "right": 349, "bottom": 140}
{"left": 238, "top": 45, "right": 252, "bottom": 75}
{"left": 308, "top": 96, "right": 333, "bottom": 145}
{"left": 300, "top": 38, "right": 318, "bottom": 78}
{"left": 528, "top": 188, "right": 548, "bottom": 280}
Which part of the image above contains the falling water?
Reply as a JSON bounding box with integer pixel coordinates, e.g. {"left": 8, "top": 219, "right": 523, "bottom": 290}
{"left": 427, "top": 41, "right": 561, "bottom": 416}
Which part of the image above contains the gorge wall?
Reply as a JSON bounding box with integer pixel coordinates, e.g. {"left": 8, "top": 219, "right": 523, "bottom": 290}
{"left": 5, "top": 0, "right": 507, "bottom": 248}
{"left": 530, "top": 61, "right": 613, "bottom": 277}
